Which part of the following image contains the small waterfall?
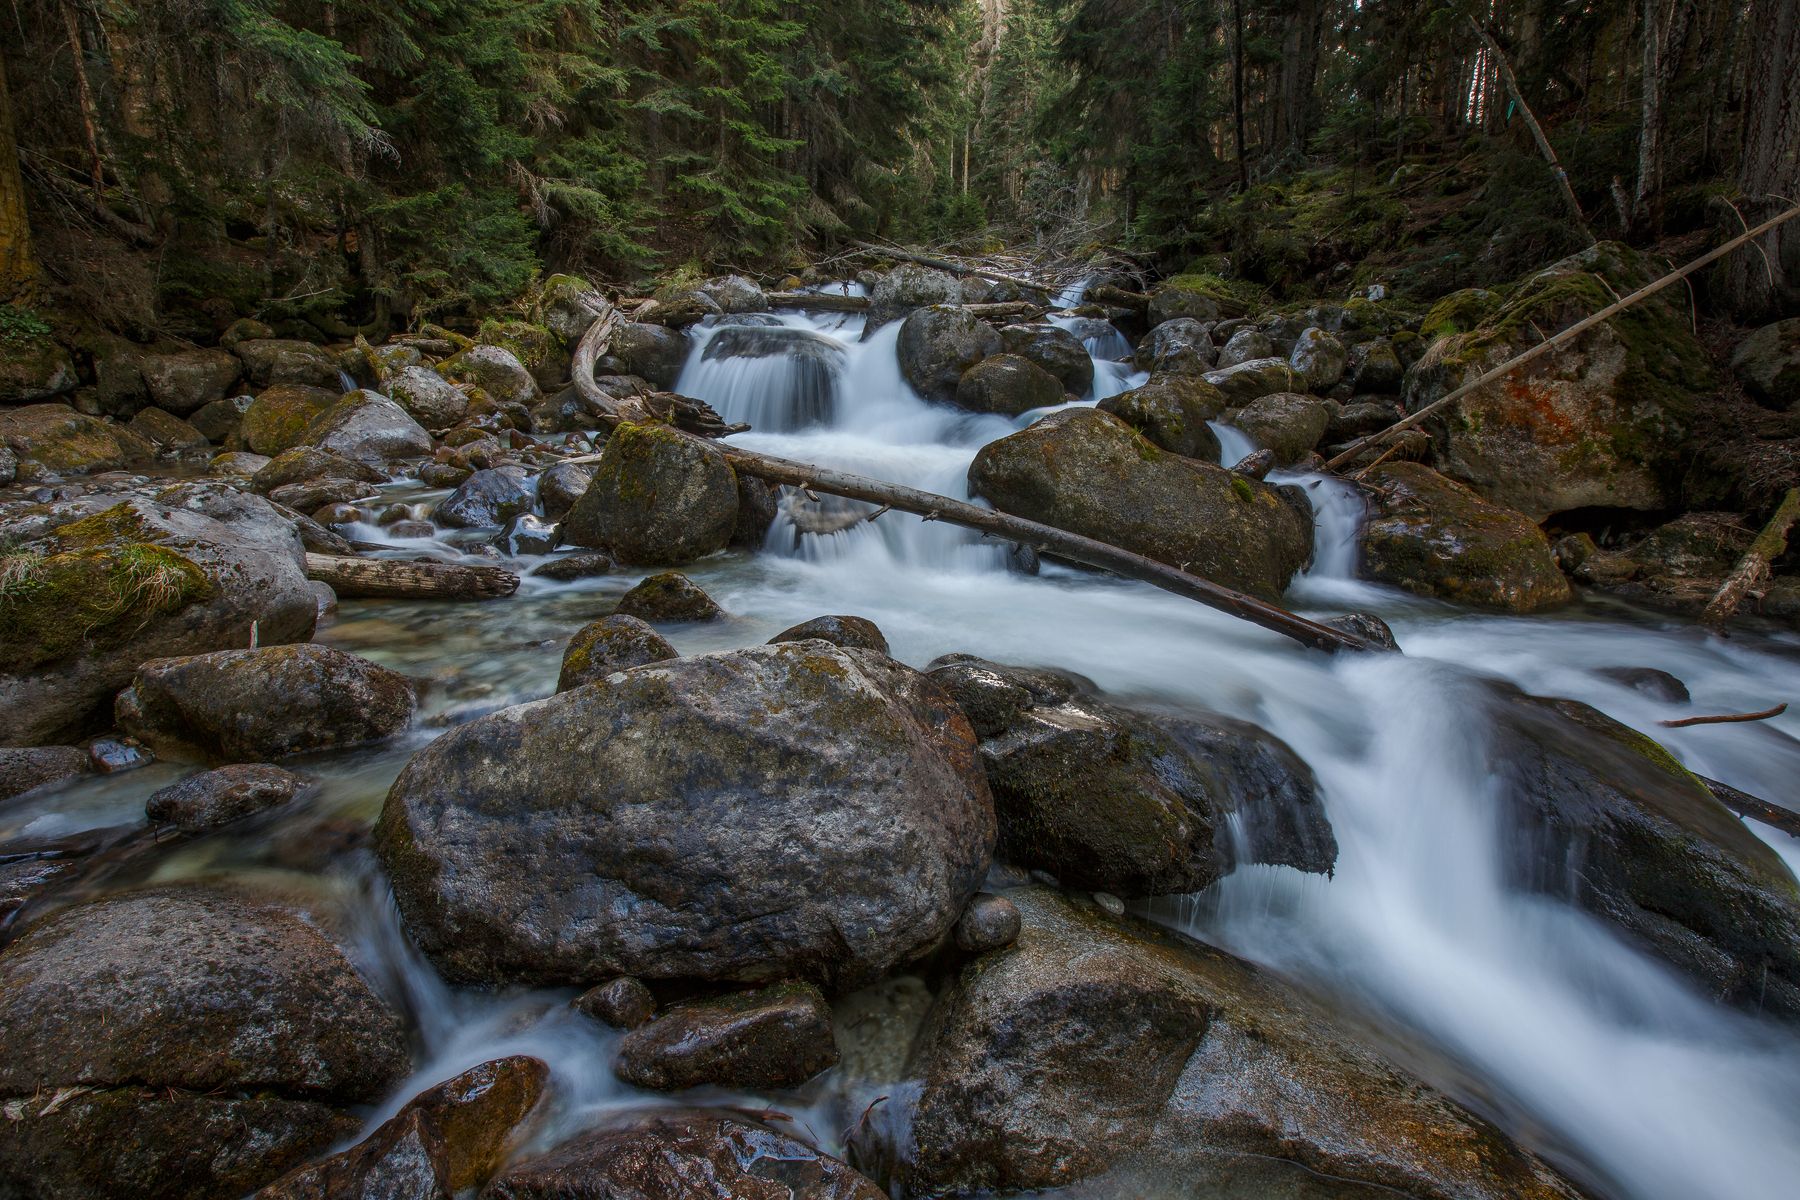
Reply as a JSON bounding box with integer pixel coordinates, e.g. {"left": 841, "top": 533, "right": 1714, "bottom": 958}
{"left": 677, "top": 320, "right": 846, "bottom": 432}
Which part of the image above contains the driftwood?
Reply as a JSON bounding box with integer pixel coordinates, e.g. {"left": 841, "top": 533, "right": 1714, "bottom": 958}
{"left": 1700, "top": 487, "right": 1800, "bottom": 629}
{"left": 567, "top": 291, "right": 1376, "bottom": 654}
{"left": 853, "top": 241, "right": 1055, "bottom": 294}
{"left": 766, "top": 290, "right": 870, "bottom": 312}
{"left": 1701, "top": 776, "right": 1800, "bottom": 838}
{"left": 964, "top": 301, "right": 1046, "bottom": 321}
{"left": 1324, "top": 204, "right": 1800, "bottom": 472}
{"left": 1470, "top": 19, "right": 1593, "bottom": 242}
{"left": 305, "top": 553, "right": 519, "bottom": 600}
{"left": 1659, "top": 703, "right": 1788, "bottom": 729}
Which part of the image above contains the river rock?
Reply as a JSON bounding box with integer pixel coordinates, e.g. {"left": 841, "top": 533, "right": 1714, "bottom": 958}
{"left": 388, "top": 365, "right": 470, "bottom": 429}
{"left": 1349, "top": 337, "right": 1405, "bottom": 392}
{"left": 138, "top": 348, "right": 241, "bottom": 416}
{"left": 902, "top": 886, "right": 1583, "bottom": 1198}
{"left": 899, "top": 306, "right": 1001, "bottom": 404}
{"left": 1326, "top": 397, "right": 1403, "bottom": 442}
{"left": 1571, "top": 512, "right": 1754, "bottom": 613}
{"left": 698, "top": 274, "right": 768, "bottom": 313}
{"left": 866, "top": 263, "right": 963, "bottom": 331}
{"left": 0, "top": 487, "right": 317, "bottom": 744}
{"left": 576, "top": 977, "right": 657, "bottom": 1029}
{"left": 1203, "top": 356, "right": 1302, "bottom": 405}
{"left": 241, "top": 384, "right": 341, "bottom": 455}
{"left": 536, "top": 461, "right": 594, "bottom": 521}
{"left": 968, "top": 408, "right": 1313, "bottom": 601}
{"left": 1488, "top": 687, "right": 1800, "bottom": 1019}
{"left": 435, "top": 466, "right": 534, "bottom": 528}
{"left": 536, "top": 274, "right": 607, "bottom": 345}
{"left": 1730, "top": 318, "right": 1800, "bottom": 409}
{"left": 1289, "top": 326, "right": 1347, "bottom": 389}
{"left": 1137, "top": 318, "right": 1217, "bottom": 376}
{"left": 146, "top": 763, "right": 307, "bottom": 832}
{"left": 376, "top": 642, "right": 995, "bottom": 988}
{"left": 0, "top": 403, "right": 153, "bottom": 479}
{"left": 189, "top": 394, "right": 255, "bottom": 442}
{"left": 252, "top": 445, "right": 387, "bottom": 492}
{"left": 1146, "top": 280, "right": 1223, "bottom": 325}
{"left": 267, "top": 476, "right": 376, "bottom": 514}
{"left": 769, "top": 614, "right": 890, "bottom": 653}
{"left": 927, "top": 657, "right": 1335, "bottom": 895}
{"left": 954, "top": 893, "right": 1021, "bottom": 952}
{"left": 1000, "top": 323, "right": 1093, "bottom": 395}
{"left": 612, "top": 322, "right": 689, "bottom": 388}
{"left": 117, "top": 643, "right": 415, "bottom": 761}
{"left": 558, "top": 614, "right": 677, "bottom": 691}
{"left": 561, "top": 421, "right": 738, "bottom": 565}
{"left": 1215, "top": 326, "right": 1273, "bottom": 369}
{"left": 0, "top": 887, "right": 411, "bottom": 1200}
{"left": 0, "top": 746, "right": 89, "bottom": 800}
{"left": 446, "top": 345, "right": 539, "bottom": 407}
{"left": 249, "top": 1108, "right": 447, "bottom": 1200}
{"left": 235, "top": 338, "right": 344, "bottom": 388}
{"left": 486, "top": 1109, "right": 884, "bottom": 1199}
{"left": 1359, "top": 462, "right": 1572, "bottom": 612}
{"left": 1406, "top": 242, "right": 1708, "bottom": 520}
{"left": 0, "top": 337, "right": 77, "bottom": 405}
{"left": 1231, "top": 391, "right": 1332, "bottom": 463}
{"left": 1093, "top": 382, "right": 1221, "bottom": 460}
{"left": 614, "top": 982, "right": 838, "bottom": 1092}
{"left": 301, "top": 389, "right": 432, "bottom": 465}
{"left": 953, "top": 353, "right": 1063, "bottom": 416}
{"left": 128, "top": 406, "right": 210, "bottom": 452}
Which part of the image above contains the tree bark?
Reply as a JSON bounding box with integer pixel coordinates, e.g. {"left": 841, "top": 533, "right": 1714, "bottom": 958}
{"left": 305, "top": 554, "right": 520, "bottom": 600}
{"left": 1231, "top": 0, "right": 1249, "bottom": 189}
{"left": 0, "top": 53, "right": 39, "bottom": 303}
{"left": 1719, "top": 0, "right": 1800, "bottom": 317}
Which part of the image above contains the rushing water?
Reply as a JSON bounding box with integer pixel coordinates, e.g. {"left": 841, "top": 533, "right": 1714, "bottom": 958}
{"left": 10, "top": 300, "right": 1800, "bottom": 1197}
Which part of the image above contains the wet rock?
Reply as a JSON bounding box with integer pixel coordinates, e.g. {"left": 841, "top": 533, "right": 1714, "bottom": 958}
{"left": 1730, "top": 318, "right": 1800, "bottom": 409}
{"left": 145, "top": 763, "right": 306, "bottom": 833}
{"left": 558, "top": 614, "right": 678, "bottom": 691}
{"left": 0, "top": 487, "right": 317, "bottom": 744}
{"left": 0, "top": 746, "right": 89, "bottom": 801}
{"left": 377, "top": 642, "right": 994, "bottom": 989}
{"left": 1289, "top": 326, "right": 1347, "bottom": 390}
{"left": 117, "top": 643, "right": 415, "bottom": 762}
{"left": 249, "top": 1107, "right": 449, "bottom": 1200}
{"left": 537, "top": 461, "right": 594, "bottom": 521}
{"left": 1231, "top": 391, "right": 1332, "bottom": 463}
{"left": 612, "top": 322, "right": 689, "bottom": 389}
{"left": 503, "top": 514, "right": 559, "bottom": 555}
{"left": 1573, "top": 512, "right": 1762, "bottom": 614}
{"left": 0, "top": 337, "right": 78, "bottom": 405}
{"left": 1231, "top": 447, "right": 1275, "bottom": 478}
{"left": 1318, "top": 610, "right": 1400, "bottom": 651}
{"left": 127, "top": 406, "right": 209, "bottom": 453}
{"left": 954, "top": 893, "right": 1020, "bottom": 952}
{"left": 700, "top": 325, "right": 842, "bottom": 429}
{"left": 1136, "top": 318, "right": 1218, "bottom": 376}
{"left": 418, "top": 461, "right": 472, "bottom": 488}
{"left": 267, "top": 476, "right": 376, "bottom": 513}
{"left": 141, "top": 349, "right": 241, "bottom": 416}
{"left": 486, "top": 1108, "right": 884, "bottom": 1199}
{"left": 866, "top": 263, "right": 963, "bottom": 332}
{"left": 1489, "top": 688, "right": 1800, "bottom": 1019}
{"left": 0, "top": 887, "right": 411, "bottom": 1200}
{"left": 614, "top": 982, "right": 838, "bottom": 1092}
{"left": 388, "top": 365, "right": 470, "bottom": 429}
{"left": 206, "top": 447, "right": 267, "bottom": 477}
{"left": 241, "top": 384, "right": 342, "bottom": 455}
{"left": 0, "top": 403, "right": 153, "bottom": 479}
{"left": 968, "top": 408, "right": 1313, "bottom": 602}
{"left": 253, "top": 445, "right": 387, "bottom": 492}
{"left": 769, "top": 614, "right": 889, "bottom": 654}
{"left": 1096, "top": 380, "right": 1223, "bottom": 460}
{"left": 1407, "top": 242, "right": 1708, "bottom": 520}
{"left": 731, "top": 474, "right": 779, "bottom": 548}
{"left": 613, "top": 571, "right": 723, "bottom": 622}
{"left": 953, "top": 353, "right": 1063, "bottom": 416}
{"left": 562, "top": 422, "right": 739, "bottom": 566}
{"left": 1349, "top": 337, "right": 1404, "bottom": 392}
{"left": 1000, "top": 323, "right": 1093, "bottom": 395}
{"left": 387, "top": 518, "right": 437, "bottom": 539}
{"left": 1215, "top": 326, "right": 1273, "bottom": 369}
{"left": 927, "top": 657, "right": 1335, "bottom": 895}
{"left": 1594, "top": 666, "right": 1690, "bottom": 703}
{"left": 1202, "top": 356, "right": 1301, "bottom": 405}
{"left": 698, "top": 274, "right": 768, "bottom": 313}
{"left": 1360, "top": 462, "right": 1572, "bottom": 612}
{"left": 902, "top": 886, "right": 1583, "bottom": 1199}
{"left": 1146, "top": 280, "right": 1224, "bottom": 325}
{"left": 436, "top": 466, "right": 534, "bottom": 528}
{"left": 87, "top": 734, "right": 152, "bottom": 773}
{"left": 447, "top": 344, "right": 540, "bottom": 408}
{"left": 536, "top": 274, "right": 607, "bottom": 345}
{"left": 576, "top": 977, "right": 657, "bottom": 1029}
{"left": 531, "top": 550, "right": 616, "bottom": 581}
{"left": 302, "top": 389, "right": 433, "bottom": 465}
{"left": 899, "top": 306, "right": 1002, "bottom": 404}
{"left": 234, "top": 338, "right": 344, "bottom": 388}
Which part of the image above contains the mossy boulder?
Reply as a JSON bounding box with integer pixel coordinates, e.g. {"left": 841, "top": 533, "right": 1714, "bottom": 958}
{"left": 190, "top": 394, "right": 254, "bottom": 443}
{"left": 240, "top": 384, "right": 340, "bottom": 455}
{"left": 561, "top": 421, "right": 739, "bottom": 565}
{"left": 558, "top": 614, "right": 677, "bottom": 691}
{"left": 899, "top": 305, "right": 1002, "bottom": 403}
{"left": 128, "top": 406, "right": 209, "bottom": 453}
{"left": 1231, "top": 391, "right": 1332, "bottom": 463}
{"left": 233, "top": 338, "right": 343, "bottom": 389}
{"left": 0, "top": 403, "right": 153, "bottom": 480}
{"left": 613, "top": 571, "right": 724, "bottom": 622}
{"left": 1214, "top": 326, "right": 1272, "bottom": 369}
{"left": 0, "top": 886, "right": 411, "bottom": 1200}
{"left": 900, "top": 887, "right": 1583, "bottom": 1198}
{"left": 1097, "top": 378, "right": 1224, "bottom": 459}
{"left": 611, "top": 322, "right": 689, "bottom": 388}
{"left": 140, "top": 349, "right": 241, "bottom": 416}
{"left": 866, "top": 263, "right": 963, "bottom": 332}
{"left": 387, "top": 364, "right": 469, "bottom": 430}
{"left": 1730, "top": 318, "right": 1800, "bottom": 409}
{"left": 446, "top": 341, "right": 542, "bottom": 405}
{"left": 536, "top": 273, "right": 606, "bottom": 346}
{"left": 1419, "top": 288, "right": 1501, "bottom": 338}
{"left": 1405, "top": 242, "right": 1711, "bottom": 520}
{"left": 1146, "top": 276, "right": 1227, "bottom": 325}
{"left": 769, "top": 614, "right": 890, "bottom": 654}
{"left": 1289, "top": 325, "right": 1347, "bottom": 390}
{"left": 953, "top": 353, "right": 1063, "bottom": 416}
{"left": 967, "top": 409, "right": 1312, "bottom": 602}
{"left": 1348, "top": 337, "right": 1405, "bottom": 392}
{"left": 251, "top": 445, "right": 386, "bottom": 493}
{"left": 1571, "top": 511, "right": 1756, "bottom": 614}
{"left": 300, "top": 389, "right": 432, "bottom": 465}
{"left": 927, "top": 657, "right": 1334, "bottom": 896}
{"left": 1136, "top": 318, "right": 1218, "bottom": 375}
{"left": 375, "top": 642, "right": 996, "bottom": 989}
{"left": 0, "top": 336, "right": 78, "bottom": 405}
{"left": 477, "top": 320, "right": 562, "bottom": 389}
{"left": 1359, "top": 462, "right": 1572, "bottom": 612}
{"left": 0, "top": 487, "right": 317, "bottom": 743}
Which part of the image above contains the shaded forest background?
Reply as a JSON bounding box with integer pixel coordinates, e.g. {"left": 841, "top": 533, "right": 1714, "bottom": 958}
{"left": 1, "top": 0, "right": 1795, "bottom": 341}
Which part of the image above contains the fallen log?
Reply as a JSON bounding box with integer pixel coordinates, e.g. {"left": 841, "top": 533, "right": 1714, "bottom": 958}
{"left": 853, "top": 241, "right": 1055, "bottom": 295}
{"left": 1324, "top": 204, "right": 1800, "bottom": 472}
{"left": 964, "top": 301, "right": 1046, "bottom": 321}
{"left": 1701, "top": 775, "right": 1800, "bottom": 838}
{"left": 305, "top": 553, "right": 519, "bottom": 600}
{"left": 1087, "top": 284, "right": 1151, "bottom": 310}
{"left": 1700, "top": 487, "right": 1800, "bottom": 629}
{"left": 567, "top": 293, "right": 1377, "bottom": 654}
{"left": 766, "top": 290, "right": 870, "bottom": 312}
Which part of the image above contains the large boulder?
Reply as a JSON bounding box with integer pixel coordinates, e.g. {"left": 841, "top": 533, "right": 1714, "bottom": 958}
{"left": 387, "top": 365, "right": 469, "bottom": 429}
{"left": 234, "top": 338, "right": 343, "bottom": 388}
{"left": 1730, "top": 318, "right": 1800, "bottom": 409}
{"left": 0, "top": 336, "right": 77, "bottom": 405}
{"left": 1000, "top": 323, "right": 1093, "bottom": 395}
{"left": 927, "top": 657, "right": 1334, "bottom": 895}
{"left": 117, "top": 643, "right": 415, "bottom": 761}
{"left": 0, "top": 887, "right": 411, "bottom": 1200}
{"left": 614, "top": 982, "right": 837, "bottom": 1092}
{"left": 1488, "top": 688, "right": 1800, "bottom": 1018}
{"left": 301, "top": 389, "right": 432, "bottom": 465}
{"left": 1360, "top": 462, "right": 1572, "bottom": 612}
{"left": 536, "top": 461, "right": 594, "bottom": 521}
{"left": 1571, "top": 511, "right": 1757, "bottom": 614}
{"left": 0, "top": 487, "right": 317, "bottom": 744}
{"left": 376, "top": 642, "right": 995, "bottom": 989}
{"left": 953, "top": 353, "right": 1063, "bottom": 416}
{"left": 1097, "top": 376, "right": 1228, "bottom": 460}
{"left": 240, "top": 384, "right": 341, "bottom": 455}
{"left": 536, "top": 273, "right": 607, "bottom": 346}
{"left": 251, "top": 445, "right": 386, "bottom": 493}
{"left": 1203, "top": 356, "right": 1302, "bottom": 405}
{"left": 0, "top": 403, "right": 152, "bottom": 480}
{"left": 1147, "top": 278, "right": 1226, "bottom": 325}
{"left": 866, "top": 263, "right": 963, "bottom": 332}
{"left": 1288, "top": 326, "right": 1347, "bottom": 390}
{"left": 899, "top": 306, "right": 1001, "bottom": 403}
{"left": 128, "top": 407, "right": 209, "bottom": 453}
{"left": 444, "top": 344, "right": 539, "bottom": 407}
{"left": 0, "top": 746, "right": 89, "bottom": 800}
{"left": 486, "top": 1109, "right": 884, "bottom": 1199}
{"left": 900, "top": 887, "right": 1583, "bottom": 1199}
{"left": 141, "top": 349, "right": 242, "bottom": 416}
{"left": 1231, "top": 391, "right": 1331, "bottom": 463}
{"left": 561, "top": 421, "right": 739, "bottom": 565}
{"left": 698, "top": 274, "right": 768, "bottom": 314}
{"left": 968, "top": 409, "right": 1313, "bottom": 601}
{"left": 1215, "top": 326, "right": 1273, "bottom": 369}
{"left": 612, "top": 322, "right": 689, "bottom": 389}
{"left": 615, "top": 572, "right": 723, "bottom": 622}
{"left": 435, "top": 466, "right": 534, "bottom": 528}
{"left": 1405, "top": 242, "right": 1710, "bottom": 520}
{"left": 1136, "top": 318, "right": 1217, "bottom": 375}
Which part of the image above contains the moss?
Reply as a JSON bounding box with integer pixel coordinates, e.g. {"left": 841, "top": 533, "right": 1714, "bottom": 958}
{"left": 1420, "top": 289, "right": 1501, "bottom": 339}
{"left": 1230, "top": 477, "right": 1254, "bottom": 503}
{"left": 1161, "top": 272, "right": 1265, "bottom": 316}
{"left": 477, "top": 319, "right": 555, "bottom": 371}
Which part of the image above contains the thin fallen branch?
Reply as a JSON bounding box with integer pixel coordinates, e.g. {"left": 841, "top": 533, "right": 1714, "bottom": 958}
{"left": 1701, "top": 775, "right": 1800, "bottom": 838}
{"left": 1659, "top": 703, "right": 1787, "bottom": 729}
{"left": 853, "top": 240, "right": 1054, "bottom": 294}
{"left": 1700, "top": 488, "right": 1800, "bottom": 629}
{"left": 1470, "top": 19, "right": 1593, "bottom": 242}
{"left": 305, "top": 554, "right": 518, "bottom": 600}
{"left": 1325, "top": 204, "right": 1800, "bottom": 471}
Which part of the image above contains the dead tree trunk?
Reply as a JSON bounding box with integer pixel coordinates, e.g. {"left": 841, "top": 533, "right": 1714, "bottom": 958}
{"left": 1700, "top": 487, "right": 1800, "bottom": 628}
{"left": 1719, "top": 0, "right": 1800, "bottom": 317}
{"left": 305, "top": 554, "right": 519, "bottom": 600}
{"left": 1470, "top": 19, "right": 1594, "bottom": 242}
{"left": 852, "top": 241, "right": 1054, "bottom": 294}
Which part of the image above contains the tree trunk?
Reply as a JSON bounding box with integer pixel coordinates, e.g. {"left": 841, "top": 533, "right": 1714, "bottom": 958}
{"left": 1633, "top": 0, "right": 1673, "bottom": 238}
{"left": 1276, "top": 0, "right": 1322, "bottom": 154}
{"left": 304, "top": 554, "right": 520, "bottom": 601}
{"left": 1719, "top": 0, "right": 1800, "bottom": 317}
{"left": 1231, "top": 0, "right": 1248, "bottom": 189}
{"left": 0, "top": 53, "right": 38, "bottom": 304}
